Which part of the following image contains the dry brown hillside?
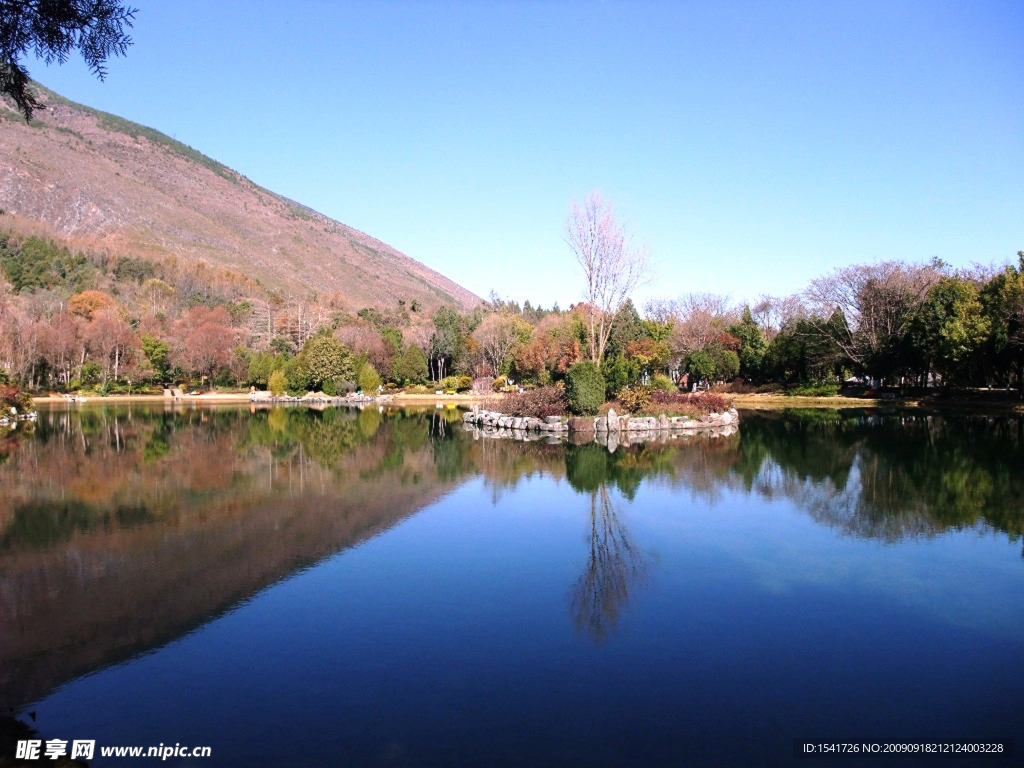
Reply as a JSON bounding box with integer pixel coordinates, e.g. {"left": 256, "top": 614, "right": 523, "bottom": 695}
{"left": 0, "top": 85, "right": 480, "bottom": 312}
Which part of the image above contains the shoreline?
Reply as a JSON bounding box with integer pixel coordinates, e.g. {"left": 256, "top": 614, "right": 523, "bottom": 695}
{"left": 31, "top": 392, "right": 494, "bottom": 406}
{"left": 730, "top": 393, "right": 1024, "bottom": 413}
{"left": 28, "top": 392, "right": 1024, "bottom": 414}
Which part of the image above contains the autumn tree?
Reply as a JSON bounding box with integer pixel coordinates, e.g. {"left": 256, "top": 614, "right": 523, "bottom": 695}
{"left": 472, "top": 313, "right": 529, "bottom": 377}
{"left": 171, "top": 306, "right": 236, "bottom": 383}
{"left": 565, "top": 191, "right": 650, "bottom": 364}
{"left": 68, "top": 289, "right": 118, "bottom": 319}
{"left": 1, "top": 0, "right": 136, "bottom": 120}
{"left": 84, "top": 307, "right": 136, "bottom": 384}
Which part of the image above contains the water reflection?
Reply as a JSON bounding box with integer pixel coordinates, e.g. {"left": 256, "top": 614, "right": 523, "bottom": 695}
{"left": 1, "top": 405, "right": 1022, "bottom": 715}
{"left": 569, "top": 484, "right": 647, "bottom": 642}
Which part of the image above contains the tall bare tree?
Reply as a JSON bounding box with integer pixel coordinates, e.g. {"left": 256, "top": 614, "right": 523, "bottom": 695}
{"left": 805, "top": 261, "right": 942, "bottom": 378}
{"left": 565, "top": 191, "right": 650, "bottom": 364}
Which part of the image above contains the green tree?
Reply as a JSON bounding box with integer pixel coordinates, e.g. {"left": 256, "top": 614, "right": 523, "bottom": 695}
{"left": 911, "top": 277, "right": 989, "bottom": 385}
{"left": 430, "top": 306, "right": 465, "bottom": 380}
{"left": 684, "top": 345, "right": 739, "bottom": 386}
{"left": 394, "top": 345, "right": 428, "bottom": 385}
{"left": 980, "top": 254, "right": 1024, "bottom": 392}
{"left": 605, "top": 299, "right": 644, "bottom": 359}
{"left": 140, "top": 335, "right": 170, "bottom": 381}
{"left": 268, "top": 369, "right": 287, "bottom": 396}
{"left": 357, "top": 361, "right": 381, "bottom": 392}
{"left": 565, "top": 361, "right": 605, "bottom": 415}
{"left": 298, "top": 333, "right": 354, "bottom": 391}
{"left": 728, "top": 306, "right": 768, "bottom": 381}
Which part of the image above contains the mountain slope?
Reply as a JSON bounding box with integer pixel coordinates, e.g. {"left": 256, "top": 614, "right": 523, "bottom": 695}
{"left": 0, "top": 85, "right": 480, "bottom": 312}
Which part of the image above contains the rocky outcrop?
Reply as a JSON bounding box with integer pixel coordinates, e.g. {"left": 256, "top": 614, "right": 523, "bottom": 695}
{"left": 461, "top": 406, "right": 739, "bottom": 444}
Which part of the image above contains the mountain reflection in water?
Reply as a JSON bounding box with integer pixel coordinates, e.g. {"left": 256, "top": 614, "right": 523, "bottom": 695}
{"left": 1, "top": 404, "right": 1022, "bottom": 718}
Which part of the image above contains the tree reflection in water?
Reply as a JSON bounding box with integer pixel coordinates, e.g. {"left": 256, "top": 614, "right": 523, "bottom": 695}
{"left": 570, "top": 484, "right": 647, "bottom": 642}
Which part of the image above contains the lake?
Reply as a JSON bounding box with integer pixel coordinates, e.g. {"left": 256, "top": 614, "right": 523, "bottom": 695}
{"left": 1, "top": 404, "right": 1022, "bottom": 766}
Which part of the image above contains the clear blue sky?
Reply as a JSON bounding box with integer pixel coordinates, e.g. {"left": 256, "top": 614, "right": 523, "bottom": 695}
{"left": 33, "top": 0, "right": 1024, "bottom": 310}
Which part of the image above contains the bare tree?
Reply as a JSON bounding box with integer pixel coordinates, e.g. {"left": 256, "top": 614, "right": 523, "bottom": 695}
{"left": 751, "top": 294, "right": 806, "bottom": 340}
{"left": 472, "top": 313, "right": 523, "bottom": 376}
{"left": 670, "top": 292, "right": 735, "bottom": 357}
{"left": 805, "top": 261, "right": 942, "bottom": 374}
{"left": 565, "top": 191, "right": 650, "bottom": 364}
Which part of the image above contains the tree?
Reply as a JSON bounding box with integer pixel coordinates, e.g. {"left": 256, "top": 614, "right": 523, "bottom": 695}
{"left": 565, "top": 361, "right": 605, "bottom": 415}
{"left": 472, "top": 313, "right": 527, "bottom": 376}
{"left": 299, "top": 332, "right": 354, "bottom": 391}
{"left": 171, "top": 306, "right": 236, "bottom": 383}
{"left": 140, "top": 335, "right": 170, "bottom": 381}
{"left": 980, "top": 253, "right": 1024, "bottom": 392}
{"left": 394, "top": 344, "right": 428, "bottom": 385}
{"left": 429, "top": 306, "right": 465, "bottom": 381}
{"left": 728, "top": 307, "right": 768, "bottom": 381}
{"left": 357, "top": 361, "right": 381, "bottom": 393}
{"left": 565, "top": 191, "right": 650, "bottom": 364}
{"left": 268, "top": 369, "right": 287, "bottom": 396}
{"left": 84, "top": 307, "right": 135, "bottom": 384}
{"left": 805, "top": 261, "right": 942, "bottom": 381}
{"left": 68, "top": 289, "right": 117, "bottom": 319}
{"left": 1, "top": 0, "right": 136, "bottom": 121}
{"left": 910, "top": 277, "right": 989, "bottom": 386}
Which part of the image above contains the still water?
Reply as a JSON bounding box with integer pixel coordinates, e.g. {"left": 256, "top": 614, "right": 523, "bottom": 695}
{"left": 1, "top": 404, "right": 1022, "bottom": 766}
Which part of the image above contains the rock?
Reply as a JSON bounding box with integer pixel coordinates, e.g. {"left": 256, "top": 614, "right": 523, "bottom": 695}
{"left": 569, "top": 416, "right": 594, "bottom": 432}
{"left": 545, "top": 415, "right": 562, "bottom": 424}
{"left": 606, "top": 408, "right": 619, "bottom": 432}
{"left": 512, "top": 417, "right": 523, "bottom": 430}
{"left": 658, "top": 414, "right": 670, "bottom": 430}
{"left": 595, "top": 416, "right": 608, "bottom": 433}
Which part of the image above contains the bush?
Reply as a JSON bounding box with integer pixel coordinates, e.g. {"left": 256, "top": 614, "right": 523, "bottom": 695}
{"left": 473, "top": 376, "right": 494, "bottom": 393}
{"left": 358, "top": 362, "right": 382, "bottom": 393}
{"left": 650, "top": 373, "right": 675, "bottom": 392}
{"left": 618, "top": 385, "right": 651, "bottom": 413}
{"left": 499, "top": 386, "right": 568, "bottom": 418}
{"left": 457, "top": 375, "right": 473, "bottom": 392}
{"left": 268, "top": 369, "right": 287, "bottom": 396}
{"left": 650, "top": 389, "right": 732, "bottom": 414}
{"left": 440, "top": 375, "right": 461, "bottom": 391}
{"left": 492, "top": 375, "right": 508, "bottom": 392}
{"left": 787, "top": 382, "right": 840, "bottom": 397}
{"left": 565, "top": 361, "right": 605, "bottom": 415}
{"left": 601, "top": 355, "right": 641, "bottom": 399}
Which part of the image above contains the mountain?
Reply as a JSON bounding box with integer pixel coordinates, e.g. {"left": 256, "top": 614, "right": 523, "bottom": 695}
{"left": 0, "top": 85, "right": 480, "bottom": 312}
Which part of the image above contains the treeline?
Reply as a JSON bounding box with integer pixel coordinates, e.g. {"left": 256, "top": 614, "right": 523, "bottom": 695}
{"left": 1, "top": 223, "right": 1022, "bottom": 397}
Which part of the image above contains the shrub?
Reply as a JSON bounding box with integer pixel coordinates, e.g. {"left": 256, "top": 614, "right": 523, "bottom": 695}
{"left": 565, "top": 361, "right": 605, "bottom": 415}
{"left": 268, "top": 369, "right": 287, "bottom": 395}
{"left": 601, "top": 355, "right": 641, "bottom": 399}
{"left": 473, "top": 376, "right": 495, "bottom": 393}
{"left": 492, "top": 375, "right": 508, "bottom": 392}
{"left": 0, "top": 382, "right": 32, "bottom": 413}
{"left": 649, "top": 389, "right": 731, "bottom": 415}
{"left": 440, "top": 375, "right": 461, "bottom": 391}
{"left": 618, "top": 385, "right": 651, "bottom": 413}
{"left": 787, "top": 382, "right": 840, "bottom": 397}
{"left": 358, "top": 362, "right": 382, "bottom": 393}
{"left": 650, "top": 373, "right": 675, "bottom": 392}
{"left": 499, "top": 386, "right": 568, "bottom": 418}
{"left": 457, "top": 375, "right": 473, "bottom": 392}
